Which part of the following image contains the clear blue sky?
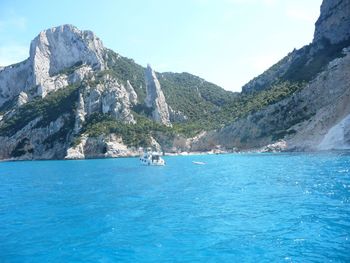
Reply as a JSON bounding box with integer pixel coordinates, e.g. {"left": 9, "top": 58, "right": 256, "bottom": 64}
{"left": 0, "top": 0, "right": 322, "bottom": 91}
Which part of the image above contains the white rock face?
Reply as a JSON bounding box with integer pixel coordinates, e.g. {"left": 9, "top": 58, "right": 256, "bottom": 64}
{"left": 149, "top": 136, "right": 162, "bottom": 152}
{"left": 260, "top": 140, "right": 287, "bottom": 153}
{"left": 318, "top": 114, "right": 350, "bottom": 150}
{"left": 36, "top": 73, "right": 69, "bottom": 98}
{"left": 126, "top": 80, "right": 138, "bottom": 105}
{"left": 144, "top": 64, "right": 171, "bottom": 126}
{"left": 65, "top": 133, "right": 139, "bottom": 159}
{"left": 17, "top": 92, "right": 28, "bottom": 107}
{"left": 69, "top": 65, "right": 94, "bottom": 83}
{"left": 74, "top": 92, "right": 86, "bottom": 133}
{"left": 30, "top": 24, "right": 105, "bottom": 81}
{"left": 0, "top": 24, "right": 106, "bottom": 107}
{"left": 65, "top": 136, "right": 87, "bottom": 159}
{"left": 82, "top": 74, "right": 136, "bottom": 124}
{"left": 104, "top": 134, "right": 139, "bottom": 157}
{"left": 0, "top": 59, "right": 32, "bottom": 107}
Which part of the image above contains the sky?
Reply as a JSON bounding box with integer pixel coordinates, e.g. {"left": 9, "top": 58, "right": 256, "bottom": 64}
{"left": 0, "top": 0, "right": 322, "bottom": 92}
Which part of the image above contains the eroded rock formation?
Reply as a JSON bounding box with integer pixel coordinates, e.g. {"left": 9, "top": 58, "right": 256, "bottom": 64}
{"left": 144, "top": 64, "right": 171, "bottom": 126}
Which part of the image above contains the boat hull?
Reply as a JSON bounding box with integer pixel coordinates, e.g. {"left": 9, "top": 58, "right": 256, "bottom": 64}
{"left": 140, "top": 156, "right": 165, "bottom": 166}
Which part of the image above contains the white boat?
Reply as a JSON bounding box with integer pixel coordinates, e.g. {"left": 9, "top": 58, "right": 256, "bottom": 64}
{"left": 192, "top": 161, "right": 206, "bottom": 165}
{"left": 140, "top": 150, "right": 165, "bottom": 166}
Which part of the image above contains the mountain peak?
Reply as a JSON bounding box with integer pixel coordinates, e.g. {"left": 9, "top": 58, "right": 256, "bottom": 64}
{"left": 29, "top": 24, "right": 106, "bottom": 78}
{"left": 0, "top": 24, "right": 107, "bottom": 106}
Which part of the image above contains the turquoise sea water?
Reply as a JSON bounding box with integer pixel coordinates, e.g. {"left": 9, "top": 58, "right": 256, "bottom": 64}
{"left": 1, "top": 153, "right": 350, "bottom": 262}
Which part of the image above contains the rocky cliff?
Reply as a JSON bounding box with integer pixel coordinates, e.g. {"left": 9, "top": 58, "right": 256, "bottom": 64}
{"left": 193, "top": 47, "right": 350, "bottom": 151}
{"left": 314, "top": 0, "right": 350, "bottom": 44}
{"left": 0, "top": 25, "right": 158, "bottom": 160}
{"left": 144, "top": 64, "right": 171, "bottom": 126}
{"left": 0, "top": 24, "right": 234, "bottom": 160}
{"left": 202, "top": 0, "right": 350, "bottom": 151}
{"left": 0, "top": 25, "right": 106, "bottom": 107}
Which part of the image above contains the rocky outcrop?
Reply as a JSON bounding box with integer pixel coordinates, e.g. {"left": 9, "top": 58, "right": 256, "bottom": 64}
{"left": 169, "top": 106, "right": 188, "bottom": 123}
{"left": 65, "top": 133, "right": 139, "bottom": 159}
{"left": 0, "top": 24, "right": 105, "bottom": 107}
{"left": 0, "top": 67, "right": 141, "bottom": 161}
{"left": 144, "top": 64, "right": 171, "bottom": 126}
{"left": 81, "top": 74, "right": 136, "bottom": 124}
{"left": 218, "top": 0, "right": 349, "bottom": 152}
{"left": 74, "top": 92, "right": 86, "bottom": 133}
{"left": 0, "top": 115, "right": 71, "bottom": 160}
{"left": 313, "top": 0, "right": 350, "bottom": 44}
{"left": 199, "top": 47, "right": 350, "bottom": 152}
{"left": 259, "top": 140, "right": 287, "bottom": 153}
{"left": 17, "top": 92, "right": 28, "bottom": 107}
{"left": 318, "top": 114, "right": 350, "bottom": 150}
{"left": 29, "top": 25, "right": 105, "bottom": 94}
{"left": 0, "top": 24, "right": 177, "bottom": 160}
{"left": 286, "top": 48, "right": 350, "bottom": 151}
{"left": 0, "top": 59, "right": 32, "bottom": 107}
{"left": 126, "top": 80, "right": 138, "bottom": 105}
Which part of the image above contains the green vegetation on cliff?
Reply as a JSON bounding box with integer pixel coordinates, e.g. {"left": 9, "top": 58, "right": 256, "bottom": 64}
{"left": 0, "top": 85, "right": 79, "bottom": 137}
{"left": 104, "top": 49, "right": 146, "bottom": 102}
{"left": 172, "top": 81, "right": 305, "bottom": 136}
{"left": 283, "top": 38, "right": 350, "bottom": 82}
{"left": 79, "top": 113, "right": 175, "bottom": 148}
{"left": 0, "top": 49, "right": 310, "bottom": 150}
{"left": 243, "top": 38, "right": 350, "bottom": 94}
{"left": 158, "top": 72, "right": 237, "bottom": 121}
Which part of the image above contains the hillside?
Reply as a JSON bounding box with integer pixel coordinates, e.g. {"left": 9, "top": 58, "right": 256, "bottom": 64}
{"left": 193, "top": 0, "right": 350, "bottom": 152}
{"left": 0, "top": 0, "right": 349, "bottom": 160}
{"left": 0, "top": 24, "right": 239, "bottom": 160}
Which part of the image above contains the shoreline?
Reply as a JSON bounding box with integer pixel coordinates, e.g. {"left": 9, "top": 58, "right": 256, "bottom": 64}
{"left": 1, "top": 149, "right": 350, "bottom": 163}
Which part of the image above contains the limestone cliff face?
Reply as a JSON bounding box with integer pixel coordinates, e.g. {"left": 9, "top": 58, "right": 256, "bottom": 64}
{"left": 81, "top": 74, "right": 136, "bottom": 124}
{"left": 65, "top": 134, "right": 139, "bottom": 159}
{"left": 196, "top": 0, "right": 350, "bottom": 151}
{"left": 0, "top": 25, "right": 105, "bottom": 107}
{"left": 29, "top": 24, "right": 105, "bottom": 96}
{"left": 318, "top": 114, "right": 350, "bottom": 150}
{"left": 287, "top": 48, "right": 350, "bottom": 151}
{"left": 194, "top": 47, "right": 350, "bottom": 152}
{"left": 313, "top": 0, "right": 350, "bottom": 44}
{"left": 0, "top": 115, "right": 71, "bottom": 160}
{"left": 0, "top": 25, "right": 155, "bottom": 161}
{"left": 144, "top": 65, "right": 171, "bottom": 126}
{"left": 196, "top": 0, "right": 350, "bottom": 152}
{"left": 0, "top": 59, "right": 33, "bottom": 107}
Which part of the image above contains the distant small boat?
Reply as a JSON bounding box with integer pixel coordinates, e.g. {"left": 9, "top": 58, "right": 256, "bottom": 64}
{"left": 192, "top": 161, "right": 206, "bottom": 165}
{"left": 140, "top": 149, "right": 165, "bottom": 166}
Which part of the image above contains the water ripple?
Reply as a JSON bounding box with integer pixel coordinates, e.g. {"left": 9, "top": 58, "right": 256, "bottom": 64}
{"left": 0, "top": 153, "right": 350, "bottom": 262}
